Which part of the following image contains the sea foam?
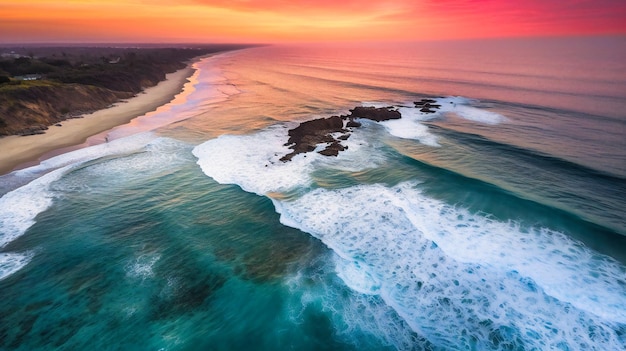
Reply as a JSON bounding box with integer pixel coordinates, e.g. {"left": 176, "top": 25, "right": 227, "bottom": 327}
{"left": 193, "top": 102, "right": 623, "bottom": 349}
{"left": 0, "top": 133, "right": 171, "bottom": 281}
{"left": 192, "top": 124, "right": 385, "bottom": 195}
{"left": 12, "top": 132, "right": 156, "bottom": 180}
{"left": 378, "top": 97, "right": 506, "bottom": 146}
{"left": 0, "top": 251, "right": 34, "bottom": 281}
{"left": 193, "top": 126, "right": 312, "bottom": 195}
{"left": 0, "top": 166, "right": 69, "bottom": 248}
{"left": 0, "top": 166, "right": 71, "bottom": 282}
{"left": 273, "top": 182, "right": 626, "bottom": 350}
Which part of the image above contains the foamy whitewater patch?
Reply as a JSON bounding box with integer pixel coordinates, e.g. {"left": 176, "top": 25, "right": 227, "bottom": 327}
{"left": 65, "top": 137, "right": 192, "bottom": 187}
{"left": 285, "top": 254, "right": 427, "bottom": 350}
{"left": 0, "top": 133, "right": 179, "bottom": 280}
{"left": 379, "top": 97, "right": 506, "bottom": 146}
{"left": 435, "top": 96, "right": 507, "bottom": 124}
{"left": 126, "top": 254, "right": 161, "bottom": 281}
{"left": 0, "top": 251, "right": 33, "bottom": 281}
{"left": 273, "top": 182, "right": 626, "bottom": 350}
{"left": 0, "top": 165, "right": 70, "bottom": 248}
{"left": 12, "top": 132, "right": 156, "bottom": 180}
{"left": 397, "top": 193, "right": 626, "bottom": 323}
{"left": 193, "top": 126, "right": 311, "bottom": 195}
{"left": 193, "top": 125, "right": 385, "bottom": 195}
{"left": 378, "top": 117, "right": 440, "bottom": 147}
{"left": 0, "top": 165, "right": 74, "bottom": 281}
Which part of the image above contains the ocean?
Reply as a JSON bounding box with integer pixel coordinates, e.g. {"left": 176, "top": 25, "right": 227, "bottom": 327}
{"left": 1, "top": 37, "right": 625, "bottom": 350}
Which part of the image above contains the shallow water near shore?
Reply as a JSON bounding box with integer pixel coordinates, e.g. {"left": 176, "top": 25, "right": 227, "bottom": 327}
{"left": 1, "top": 37, "right": 626, "bottom": 350}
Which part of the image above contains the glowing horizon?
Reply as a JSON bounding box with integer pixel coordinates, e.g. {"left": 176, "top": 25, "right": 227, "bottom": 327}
{"left": 1, "top": 0, "right": 625, "bottom": 44}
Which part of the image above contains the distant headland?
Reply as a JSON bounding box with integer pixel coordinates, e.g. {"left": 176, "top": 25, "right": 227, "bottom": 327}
{"left": 0, "top": 44, "right": 254, "bottom": 136}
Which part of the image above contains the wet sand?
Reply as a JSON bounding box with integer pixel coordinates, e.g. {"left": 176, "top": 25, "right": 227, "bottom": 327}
{"left": 0, "top": 66, "right": 195, "bottom": 175}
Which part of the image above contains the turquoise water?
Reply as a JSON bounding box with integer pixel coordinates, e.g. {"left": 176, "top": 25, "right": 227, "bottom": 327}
{"left": 1, "top": 38, "right": 626, "bottom": 350}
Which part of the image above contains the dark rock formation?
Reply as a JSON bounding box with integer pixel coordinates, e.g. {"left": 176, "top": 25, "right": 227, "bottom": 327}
{"left": 280, "top": 106, "right": 402, "bottom": 162}
{"left": 348, "top": 106, "right": 401, "bottom": 121}
{"left": 319, "top": 141, "right": 347, "bottom": 157}
{"left": 414, "top": 98, "right": 437, "bottom": 106}
{"left": 337, "top": 134, "right": 350, "bottom": 141}
{"left": 279, "top": 100, "right": 442, "bottom": 162}
{"left": 415, "top": 98, "right": 442, "bottom": 114}
{"left": 280, "top": 115, "right": 345, "bottom": 161}
{"left": 346, "top": 118, "right": 361, "bottom": 128}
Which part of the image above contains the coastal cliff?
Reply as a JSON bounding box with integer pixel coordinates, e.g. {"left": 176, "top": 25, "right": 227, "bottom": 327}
{"left": 0, "top": 81, "right": 132, "bottom": 135}
{"left": 0, "top": 45, "right": 252, "bottom": 136}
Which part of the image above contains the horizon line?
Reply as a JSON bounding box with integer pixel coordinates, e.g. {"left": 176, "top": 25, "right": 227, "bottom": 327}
{"left": 1, "top": 33, "right": 625, "bottom": 48}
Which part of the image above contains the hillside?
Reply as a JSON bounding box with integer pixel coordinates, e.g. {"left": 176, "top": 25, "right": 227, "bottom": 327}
{"left": 0, "top": 45, "right": 252, "bottom": 136}
{"left": 0, "top": 80, "right": 132, "bottom": 135}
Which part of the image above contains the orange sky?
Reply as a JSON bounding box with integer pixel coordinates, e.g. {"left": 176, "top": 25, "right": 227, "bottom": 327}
{"left": 1, "top": 0, "right": 625, "bottom": 43}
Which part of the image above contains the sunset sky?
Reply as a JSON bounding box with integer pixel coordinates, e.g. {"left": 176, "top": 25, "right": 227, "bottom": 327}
{"left": 1, "top": 0, "right": 625, "bottom": 43}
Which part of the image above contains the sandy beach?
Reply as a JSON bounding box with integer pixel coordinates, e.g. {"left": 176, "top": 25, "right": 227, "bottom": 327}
{"left": 0, "top": 65, "right": 195, "bottom": 175}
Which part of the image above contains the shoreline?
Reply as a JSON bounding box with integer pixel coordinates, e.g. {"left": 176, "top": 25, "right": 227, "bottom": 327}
{"left": 0, "top": 63, "right": 197, "bottom": 176}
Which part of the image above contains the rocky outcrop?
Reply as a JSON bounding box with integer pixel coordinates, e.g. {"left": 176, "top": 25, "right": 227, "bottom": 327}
{"left": 279, "top": 100, "right": 445, "bottom": 161}
{"left": 348, "top": 106, "right": 401, "bottom": 121}
{"left": 280, "top": 106, "right": 409, "bottom": 162}
{"left": 280, "top": 115, "right": 346, "bottom": 161}
{"left": 415, "top": 98, "right": 441, "bottom": 114}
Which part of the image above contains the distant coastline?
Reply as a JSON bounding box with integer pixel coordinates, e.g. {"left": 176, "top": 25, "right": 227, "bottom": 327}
{"left": 0, "top": 64, "right": 193, "bottom": 175}
{"left": 0, "top": 45, "right": 254, "bottom": 175}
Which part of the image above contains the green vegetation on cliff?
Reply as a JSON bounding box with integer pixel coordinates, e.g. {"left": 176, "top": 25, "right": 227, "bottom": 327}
{"left": 0, "top": 44, "right": 253, "bottom": 136}
{"left": 0, "top": 80, "right": 132, "bottom": 135}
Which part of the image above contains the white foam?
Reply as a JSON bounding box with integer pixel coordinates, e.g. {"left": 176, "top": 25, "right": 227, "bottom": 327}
{"left": 273, "top": 182, "right": 626, "bottom": 349}
{"left": 0, "top": 165, "right": 69, "bottom": 248}
{"left": 1, "top": 135, "right": 176, "bottom": 245}
{"left": 126, "top": 254, "right": 161, "bottom": 281}
{"left": 435, "top": 96, "right": 507, "bottom": 124}
{"left": 377, "top": 97, "right": 506, "bottom": 146}
{"left": 285, "top": 253, "right": 426, "bottom": 350}
{"left": 0, "top": 133, "right": 176, "bottom": 281}
{"left": 0, "top": 251, "right": 33, "bottom": 281}
{"left": 71, "top": 137, "right": 191, "bottom": 185}
{"left": 12, "top": 132, "right": 156, "bottom": 179}
{"left": 192, "top": 124, "right": 385, "bottom": 195}
{"left": 334, "top": 258, "right": 382, "bottom": 295}
{"left": 398, "top": 193, "right": 626, "bottom": 323}
{"left": 379, "top": 117, "right": 440, "bottom": 146}
{"left": 193, "top": 126, "right": 313, "bottom": 195}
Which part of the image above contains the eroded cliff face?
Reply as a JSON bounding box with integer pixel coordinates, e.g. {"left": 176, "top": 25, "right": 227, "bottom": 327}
{"left": 0, "top": 82, "right": 133, "bottom": 136}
